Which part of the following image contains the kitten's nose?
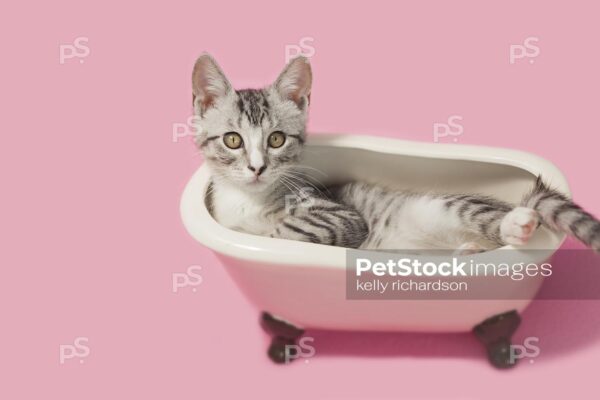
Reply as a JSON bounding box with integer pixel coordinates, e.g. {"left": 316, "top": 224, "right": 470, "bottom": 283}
{"left": 247, "top": 165, "right": 267, "bottom": 176}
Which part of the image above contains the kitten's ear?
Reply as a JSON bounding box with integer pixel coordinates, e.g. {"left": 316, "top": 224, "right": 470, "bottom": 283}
{"left": 192, "top": 53, "right": 232, "bottom": 113}
{"left": 273, "top": 56, "right": 312, "bottom": 108}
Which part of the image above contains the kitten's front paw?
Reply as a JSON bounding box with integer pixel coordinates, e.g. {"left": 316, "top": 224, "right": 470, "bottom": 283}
{"left": 500, "top": 207, "right": 539, "bottom": 246}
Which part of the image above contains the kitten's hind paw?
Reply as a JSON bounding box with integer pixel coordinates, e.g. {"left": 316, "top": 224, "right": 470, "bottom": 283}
{"left": 454, "top": 242, "right": 487, "bottom": 256}
{"left": 500, "top": 207, "right": 539, "bottom": 246}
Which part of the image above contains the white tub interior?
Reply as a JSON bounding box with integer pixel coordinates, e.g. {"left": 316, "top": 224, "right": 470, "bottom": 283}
{"left": 299, "top": 145, "right": 538, "bottom": 205}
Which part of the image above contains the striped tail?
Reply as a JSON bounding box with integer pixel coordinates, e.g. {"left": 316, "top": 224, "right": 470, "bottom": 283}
{"left": 522, "top": 176, "right": 600, "bottom": 251}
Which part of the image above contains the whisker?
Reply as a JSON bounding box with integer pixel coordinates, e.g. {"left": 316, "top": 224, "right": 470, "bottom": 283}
{"left": 282, "top": 173, "right": 329, "bottom": 198}
{"left": 278, "top": 178, "right": 295, "bottom": 197}
{"left": 289, "top": 164, "right": 329, "bottom": 177}
{"left": 282, "top": 169, "right": 328, "bottom": 188}
{"left": 280, "top": 176, "right": 303, "bottom": 195}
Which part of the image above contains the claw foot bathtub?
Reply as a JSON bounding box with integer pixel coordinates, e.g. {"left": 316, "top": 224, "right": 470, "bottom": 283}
{"left": 180, "top": 134, "right": 570, "bottom": 367}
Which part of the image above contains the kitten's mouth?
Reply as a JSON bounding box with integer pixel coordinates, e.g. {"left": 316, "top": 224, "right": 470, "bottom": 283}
{"left": 247, "top": 177, "right": 266, "bottom": 185}
{"left": 242, "top": 172, "right": 275, "bottom": 188}
{"left": 244, "top": 176, "right": 276, "bottom": 190}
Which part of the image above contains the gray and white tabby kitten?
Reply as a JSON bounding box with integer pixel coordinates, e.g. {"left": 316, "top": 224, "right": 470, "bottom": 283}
{"left": 192, "top": 53, "right": 600, "bottom": 252}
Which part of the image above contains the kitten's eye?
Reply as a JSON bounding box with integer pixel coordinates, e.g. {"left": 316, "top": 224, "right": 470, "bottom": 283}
{"left": 223, "top": 132, "right": 243, "bottom": 149}
{"left": 268, "top": 131, "right": 286, "bottom": 148}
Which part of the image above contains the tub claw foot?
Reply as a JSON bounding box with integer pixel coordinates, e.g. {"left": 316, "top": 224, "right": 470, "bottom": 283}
{"left": 473, "top": 310, "right": 521, "bottom": 369}
{"left": 267, "top": 336, "right": 297, "bottom": 364}
{"left": 260, "top": 312, "right": 304, "bottom": 364}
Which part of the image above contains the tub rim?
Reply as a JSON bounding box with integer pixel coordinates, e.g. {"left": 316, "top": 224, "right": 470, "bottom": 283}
{"left": 180, "top": 133, "right": 571, "bottom": 268}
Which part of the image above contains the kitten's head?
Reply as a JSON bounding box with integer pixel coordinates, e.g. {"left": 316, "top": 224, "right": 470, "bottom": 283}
{"left": 192, "top": 53, "right": 312, "bottom": 193}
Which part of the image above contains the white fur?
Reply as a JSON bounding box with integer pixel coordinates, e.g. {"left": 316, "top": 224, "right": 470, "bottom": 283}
{"left": 500, "top": 207, "right": 539, "bottom": 245}
{"left": 210, "top": 179, "right": 276, "bottom": 236}
{"left": 246, "top": 129, "right": 266, "bottom": 171}
{"left": 368, "top": 196, "right": 491, "bottom": 250}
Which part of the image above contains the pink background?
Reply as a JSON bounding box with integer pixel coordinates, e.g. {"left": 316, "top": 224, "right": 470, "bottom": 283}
{"left": 3, "top": 1, "right": 600, "bottom": 398}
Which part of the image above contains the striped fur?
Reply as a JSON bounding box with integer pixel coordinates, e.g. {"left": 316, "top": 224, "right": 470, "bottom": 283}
{"left": 332, "top": 182, "right": 515, "bottom": 250}
{"left": 206, "top": 173, "right": 368, "bottom": 248}
{"left": 269, "top": 195, "right": 368, "bottom": 248}
{"left": 522, "top": 177, "right": 600, "bottom": 251}
{"left": 194, "top": 54, "right": 368, "bottom": 248}
{"left": 330, "top": 178, "right": 600, "bottom": 251}
{"left": 192, "top": 54, "right": 309, "bottom": 196}
{"left": 194, "top": 54, "right": 600, "bottom": 252}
